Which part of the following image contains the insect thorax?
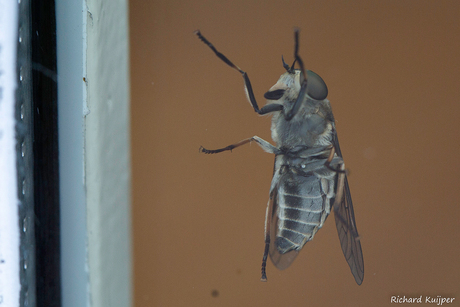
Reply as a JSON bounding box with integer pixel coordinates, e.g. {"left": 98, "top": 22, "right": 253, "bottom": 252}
{"left": 270, "top": 98, "right": 335, "bottom": 148}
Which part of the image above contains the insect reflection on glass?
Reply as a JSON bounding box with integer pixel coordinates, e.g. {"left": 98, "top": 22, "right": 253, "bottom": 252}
{"left": 195, "top": 29, "right": 364, "bottom": 285}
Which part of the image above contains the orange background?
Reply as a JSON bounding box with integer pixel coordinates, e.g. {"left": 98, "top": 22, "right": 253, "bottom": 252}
{"left": 130, "top": 1, "right": 460, "bottom": 306}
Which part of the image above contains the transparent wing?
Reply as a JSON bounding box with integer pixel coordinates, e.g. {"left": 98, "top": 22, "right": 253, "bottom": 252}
{"left": 268, "top": 189, "right": 299, "bottom": 270}
{"left": 333, "top": 133, "right": 364, "bottom": 285}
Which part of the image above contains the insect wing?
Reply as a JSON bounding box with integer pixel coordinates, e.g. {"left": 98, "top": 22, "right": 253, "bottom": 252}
{"left": 333, "top": 134, "right": 364, "bottom": 285}
{"left": 268, "top": 188, "right": 299, "bottom": 270}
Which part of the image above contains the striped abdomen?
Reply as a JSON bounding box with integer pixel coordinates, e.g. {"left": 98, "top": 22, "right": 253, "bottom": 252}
{"left": 274, "top": 165, "right": 335, "bottom": 254}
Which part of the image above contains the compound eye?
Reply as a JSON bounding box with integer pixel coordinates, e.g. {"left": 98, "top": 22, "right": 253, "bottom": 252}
{"left": 306, "top": 70, "right": 328, "bottom": 100}
{"left": 264, "top": 89, "right": 285, "bottom": 100}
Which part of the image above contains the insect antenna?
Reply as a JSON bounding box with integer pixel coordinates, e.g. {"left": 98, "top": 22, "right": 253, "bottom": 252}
{"left": 281, "top": 55, "right": 296, "bottom": 74}
{"left": 282, "top": 55, "right": 290, "bottom": 71}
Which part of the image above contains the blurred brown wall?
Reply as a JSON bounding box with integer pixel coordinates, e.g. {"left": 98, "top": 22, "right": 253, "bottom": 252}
{"left": 130, "top": 1, "right": 460, "bottom": 306}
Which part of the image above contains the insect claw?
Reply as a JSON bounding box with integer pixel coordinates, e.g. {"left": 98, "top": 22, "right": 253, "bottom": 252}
{"left": 261, "top": 268, "right": 268, "bottom": 282}
{"left": 199, "top": 146, "right": 212, "bottom": 154}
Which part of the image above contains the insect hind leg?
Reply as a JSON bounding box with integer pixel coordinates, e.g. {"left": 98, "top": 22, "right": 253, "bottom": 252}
{"left": 324, "top": 146, "right": 348, "bottom": 174}
{"left": 332, "top": 163, "right": 361, "bottom": 241}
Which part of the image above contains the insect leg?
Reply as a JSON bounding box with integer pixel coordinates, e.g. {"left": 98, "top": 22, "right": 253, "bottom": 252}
{"left": 284, "top": 29, "right": 308, "bottom": 121}
{"left": 284, "top": 82, "right": 308, "bottom": 121}
{"left": 324, "top": 146, "right": 347, "bottom": 174}
{"left": 195, "top": 30, "right": 283, "bottom": 116}
{"left": 334, "top": 163, "right": 346, "bottom": 209}
{"left": 260, "top": 198, "right": 272, "bottom": 282}
{"left": 200, "top": 136, "right": 279, "bottom": 154}
{"left": 293, "top": 29, "right": 307, "bottom": 80}
{"left": 332, "top": 161, "right": 361, "bottom": 241}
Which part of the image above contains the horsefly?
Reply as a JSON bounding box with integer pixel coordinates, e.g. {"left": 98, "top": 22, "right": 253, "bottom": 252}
{"left": 195, "top": 29, "right": 364, "bottom": 285}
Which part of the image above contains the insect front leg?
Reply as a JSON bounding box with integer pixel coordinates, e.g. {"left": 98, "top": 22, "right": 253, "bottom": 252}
{"left": 195, "top": 30, "right": 284, "bottom": 116}
{"left": 200, "top": 136, "right": 279, "bottom": 155}
{"left": 284, "top": 29, "right": 328, "bottom": 120}
{"left": 284, "top": 29, "right": 308, "bottom": 121}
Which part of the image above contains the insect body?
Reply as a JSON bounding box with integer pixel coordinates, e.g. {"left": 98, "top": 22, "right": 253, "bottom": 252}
{"left": 196, "top": 30, "right": 364, "bottom": 285}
